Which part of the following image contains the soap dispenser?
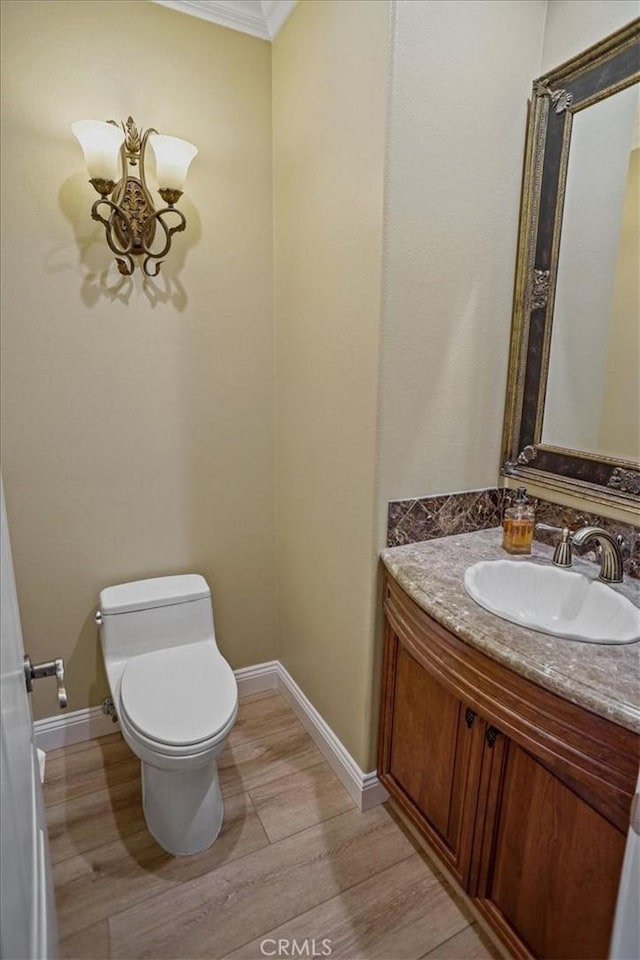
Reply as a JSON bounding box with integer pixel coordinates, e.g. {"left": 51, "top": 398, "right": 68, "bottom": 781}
{"left": 502, "top": 487, "right": 535, "bottom": 555}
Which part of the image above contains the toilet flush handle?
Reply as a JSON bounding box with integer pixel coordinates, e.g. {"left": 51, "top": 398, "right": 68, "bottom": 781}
{"left": 23, "top": 655, "right": 67, "bottom": 709}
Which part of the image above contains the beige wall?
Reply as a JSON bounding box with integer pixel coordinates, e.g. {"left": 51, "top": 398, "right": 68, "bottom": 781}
{"left": 599, "top": 148, "right": 640, "bottom": 461}
{"left": 376, "top": 0, "right": 547, "bottom": 537}
{"left": 272, "top": 0, "right": 389, "bottom": 770}
{"left": 0, "top": 1, "right": 277, "bottom": 720}
{"left": 541, "top": 0, "right": 640, "bottom": 72}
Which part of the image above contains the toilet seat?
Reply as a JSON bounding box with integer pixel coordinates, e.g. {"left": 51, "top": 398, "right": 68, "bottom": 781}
{"left": 119, "top": 641, "right": 237, "bottom": 753}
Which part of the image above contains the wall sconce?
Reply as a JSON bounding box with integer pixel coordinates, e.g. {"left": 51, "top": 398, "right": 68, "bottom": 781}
{"left": 72, "top": 117, "right": 197, "bottom": 277}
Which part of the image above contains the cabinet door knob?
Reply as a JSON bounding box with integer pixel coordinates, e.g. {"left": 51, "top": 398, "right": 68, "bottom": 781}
{"left": 465, "top": 708, "right": 476, "bottom": 729}
{"left": 486, "top": 725, "right": 501, "bottom": 747}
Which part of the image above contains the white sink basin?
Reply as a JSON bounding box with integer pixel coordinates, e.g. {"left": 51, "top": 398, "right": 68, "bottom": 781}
{"left": 464, "top": 560, "right": 640, "bottom": 644}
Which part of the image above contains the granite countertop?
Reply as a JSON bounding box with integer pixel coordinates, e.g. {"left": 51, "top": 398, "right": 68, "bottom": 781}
{"left": 380, "top": 528, "right": 640, "bottom": 734}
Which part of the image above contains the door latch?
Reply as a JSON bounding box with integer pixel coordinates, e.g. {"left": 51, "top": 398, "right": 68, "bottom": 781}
{"left": 24, "top": 655, "right": 67, "bottom": 709}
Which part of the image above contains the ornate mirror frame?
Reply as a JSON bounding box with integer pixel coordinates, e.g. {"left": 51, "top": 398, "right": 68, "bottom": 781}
{"left": 501, "top": 19, "right": 640, "bottom": 511}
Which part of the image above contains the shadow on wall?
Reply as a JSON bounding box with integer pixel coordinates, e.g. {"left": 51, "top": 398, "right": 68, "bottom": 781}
{"left": 50, "top": 172, "right": 201, "bottom": 311}
{"left": 73, "top": 610, "right": 110, "bottom": 714}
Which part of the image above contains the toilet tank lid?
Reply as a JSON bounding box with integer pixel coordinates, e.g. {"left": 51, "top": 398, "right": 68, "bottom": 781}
{"left": 99, "top": 574, "right": 210, "bottom": 615}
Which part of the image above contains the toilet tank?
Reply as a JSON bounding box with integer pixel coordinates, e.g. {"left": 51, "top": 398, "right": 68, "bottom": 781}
{"left": 98, "top": 575, "right": 216, "bottom": 662}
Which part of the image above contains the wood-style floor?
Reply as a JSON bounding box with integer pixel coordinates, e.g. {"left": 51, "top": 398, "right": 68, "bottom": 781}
{"left": 44, "top": 692, "right": 498, "bottom": 960}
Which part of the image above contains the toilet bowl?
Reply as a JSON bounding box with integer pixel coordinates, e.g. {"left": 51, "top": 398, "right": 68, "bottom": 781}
{"left": 97, "top": 574, "right": 238, "bottom": 856}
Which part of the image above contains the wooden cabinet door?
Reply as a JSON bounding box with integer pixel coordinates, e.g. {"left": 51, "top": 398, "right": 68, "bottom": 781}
{"left": 379, "top": 631, "right": 483, "bottom": 885}
{"left": 475, "top": 736, "right": 627, "bottom": 960}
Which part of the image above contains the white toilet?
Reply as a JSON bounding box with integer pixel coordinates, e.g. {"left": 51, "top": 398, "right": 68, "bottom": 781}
{"left": 97, "top": 574, "right": 238, "bottom": 856}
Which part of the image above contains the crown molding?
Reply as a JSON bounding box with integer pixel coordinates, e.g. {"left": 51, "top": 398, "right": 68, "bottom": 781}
{"left": 152, "top": 0, "right": 296, "bottom": 41}
{"left": 261, "top": 0, "right": 297, "bottom": 38}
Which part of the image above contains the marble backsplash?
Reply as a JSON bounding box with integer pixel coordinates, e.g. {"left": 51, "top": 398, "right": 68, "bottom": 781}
{"left": 387, "top": 487, "right": 639, "bottom": 578}
{"left": 387, "top": 488, "right": 506, "bottom": 547}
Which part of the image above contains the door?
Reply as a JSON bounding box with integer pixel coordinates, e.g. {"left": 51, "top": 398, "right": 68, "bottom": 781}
{"left": 380, "top": 634, "right": 482, "bottom": 885}
{"left": 476, "top": 737, "right": 626, "bottom": 959}
{"left": 0, "top": 477, "right": 58, "bottom": 960}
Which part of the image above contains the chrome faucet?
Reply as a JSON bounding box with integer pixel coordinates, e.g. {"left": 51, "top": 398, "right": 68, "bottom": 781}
{"left": 571, "top": 526, "right": 624, "bottom": 583}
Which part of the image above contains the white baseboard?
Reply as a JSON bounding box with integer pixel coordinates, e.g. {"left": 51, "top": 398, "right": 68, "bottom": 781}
{"left": 33, "top": 659, "right": 387, "bottom": 811}
{"left": 33, "top": 705, "right": 120, "bottom": 752}
{"left": 274, "top": 662, "right": 388, "bottom": 811}
{"left": 235, "top": 660, "right": 387, "bottom": 810}
{"left": 234, "top": 660, "right": 279, "bottom": 699}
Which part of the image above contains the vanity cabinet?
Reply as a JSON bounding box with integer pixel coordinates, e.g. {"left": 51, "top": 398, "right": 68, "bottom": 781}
{"left": 378, "top": 574, "right": 638, "bottom": 960}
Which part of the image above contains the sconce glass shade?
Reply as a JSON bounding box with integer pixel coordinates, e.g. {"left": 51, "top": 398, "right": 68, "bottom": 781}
{"left": 149, "top": 134, "right": 198, "bottom": 191}
{"left": 71, "top": 120, "right": 124, "bottom": 182}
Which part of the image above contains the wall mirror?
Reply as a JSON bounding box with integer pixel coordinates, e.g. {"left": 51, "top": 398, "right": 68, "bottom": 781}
{"left": 502, "top": 19, "right": 640, "bottom": 511}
